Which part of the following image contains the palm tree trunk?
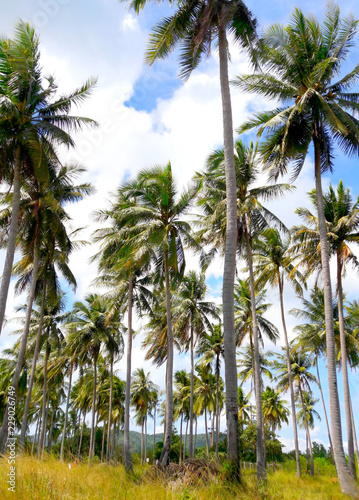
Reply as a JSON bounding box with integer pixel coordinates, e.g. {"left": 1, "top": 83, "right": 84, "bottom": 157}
{"left": 78, "top": 410, "right": 85, "bottom": 458}
{"left": 60, "top": 362, "right": 73, "bottom": 460}
{"left": 101, "top": 421, "right": 106, "bottom": 462}
{"left": 298, "top": 382, "right": 314, "bottom": 476}
{"left": 159, "top": 251, "right": 174, "bottom": 467}
{"left": 0, "top": 146, "right": 21, "bottom": 335}
{"left": 189, "top": 325, "right": 194, "bottom": 459}
{"left": 278, "top": 277, "right": 301, "bottom": 477}
{"left": 194, "top": 417, "right": 197, "bottom": 451}
{"left": 210, "top": 412, "right": 215, "bottom": 447}
{"left": 141, "top": 417, "right": 144, "bottom": 464}
{"left": 153, "top": 404, "right": 156, "bottom": 464}
{"left": 350, "top": 398, "right": 359, "bottom": 478}
{"left": 183, "top": 419, "right": 188, "bottom": 462}
{"left": 315, "top": 357, "right": 333, "bottom": 453}
{"left": 179, "top": 411, "right": 183, "bottom": 464}
{"left": 313, "top": 135, "right": 358, "bottom": 497}
{"left": 245, "top": 226, "right": 266, "bottom": 481}
{"left": 38, "top": 335, "right": 50, "bottom": 458}
{"left": 145, "top": 415, "right": 148, "bottom": 463}
{"left": 215, "top": 353, "right": 220, "bottom": 463}
{"left": 47, "top": 407, "right": 55, "bottom": 453}
{"left": 205, "top": 408, "right": 209, "bottom": 460}
{"left": 32, "top": 412, "right": 40, "bottom": 455}
{"left": 124, "top": 274, "right": 133, "bottom": 472}
{"left": 106, "top": 355, "right": 114, "bottom": 462}
{"left": 218, "top": 13, "right": 240, "bottom": 478}
{"left": 337, "top": 254, "right": 356, "bottom": 479}
{"left": 89, "top": 353, "right": 98, "bottom": 463}
{"left": 0, "top": 239, "right": 40, "bottom": 453}
{"left": 19, "top": 279, "right": 47, "bottom": 447}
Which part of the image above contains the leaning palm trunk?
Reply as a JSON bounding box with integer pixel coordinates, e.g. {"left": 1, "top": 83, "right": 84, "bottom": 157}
{"left": 60, "top": 362, "right": 73, "bottom": 460}
{"left": 106, "top": 356, "right": 114, "bottom": 462}
{"left": 337, "top": 255, "right": 356, "bottom": 479}
{"left": 159, "top": 252, "right": 174, "bottom": 466}
{"left": 245, "top": 227, "right": 266, "bottom": 481}
{"left": 218, "top": 13, "right": 240, "bottom": 477}
{"left": 124, "top": 275, "right": 133, "bottom": 472}
{"left": 88, "top": 354, "right": 98, "bottom": 462}
{"left": 0, "top": 147, "right": 21, "bottom": 335}
{"left": 350, "top": 399, "right": 359, "bottom": 478}
{"left": 0, "top": 240, "right": 40, "bottom": 453}
{"left": 19, "top": 279, "right": 47, "bottom": 448}
{"left": 313, "top": 137, "right": 358, "bottom": 496}
{"left": 315, "top": 358, "right": 333, "bottom": 453}
{"left": 38, "top": 335, "right": 50, "bottom": 458}
{"left": 189, "top": 327, "right": 194, "bottom": 459}
{"left": 278, "top": 277, "right": 301, "bottom": 477}
{"left": 298, "top": 383, "right": 314, "bottom": 476}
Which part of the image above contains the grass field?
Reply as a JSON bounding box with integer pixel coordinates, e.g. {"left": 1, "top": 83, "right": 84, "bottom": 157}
{"left": 0, "top": 456, "right": 349, "bottom": 499}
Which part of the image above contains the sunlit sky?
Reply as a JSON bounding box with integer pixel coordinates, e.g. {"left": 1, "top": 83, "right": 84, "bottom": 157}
{"left": 0, "top": 0, "right": 358, "bottom": 452}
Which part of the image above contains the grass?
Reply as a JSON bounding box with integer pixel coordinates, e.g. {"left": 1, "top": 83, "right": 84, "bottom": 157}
{"left": 0, "top": 455, "right": 349, "bottom": 499}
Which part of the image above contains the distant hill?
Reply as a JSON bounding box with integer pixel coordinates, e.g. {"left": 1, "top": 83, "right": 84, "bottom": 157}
{"left": 118, "top": 431, "right": 213, "bottom": 454}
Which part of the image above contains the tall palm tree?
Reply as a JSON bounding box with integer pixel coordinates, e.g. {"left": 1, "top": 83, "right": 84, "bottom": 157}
{"left": 173, "top": 370, "right": 190, "bottom": 463}
{"left": 194, "top": 365, "right": 216, "bottom": 460}
{"left": 235, "top": 4, "right": 359, "bottom": 494}
{"left": 121, "top": 0, "right": 260, "bottom": 471}
{"left": 131, "top": 369, "right": 160, "bottom": 464}
{"left": 274, "top": 349, "right": 318, "bottom": 476}
{"left": 296, "top": 391, "right": 321, "bottom": 474}
{"left": 292, "top": 182, "right": 359, "bottom": 477}
{"left": 197, "top": 140, "right": 290, "bottom": 479}
{"left": 254, "top": 228, "right": 305, "bottom": 476}
{"left": 197, "top": 323, "right": 224, "bottom": 462}
{"left": 114, "top": 163, "right": 197, "bottom": 466}
{"left": 173, "top": 271, "right": 219, "bottom": 459}
{"left": 261, "top": 386, "right": 289, "bottom": 436}
{"left": 0, "top": 22, "right": 96, "bottom": 335}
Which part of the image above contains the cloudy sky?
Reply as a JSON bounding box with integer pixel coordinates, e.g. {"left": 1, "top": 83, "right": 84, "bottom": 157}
{"left": 0, "top": 0, "right": 358, "bottom": 452}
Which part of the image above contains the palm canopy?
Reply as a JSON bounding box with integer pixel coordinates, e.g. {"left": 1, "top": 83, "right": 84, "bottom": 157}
{"left": 296, "top": 391, "right": 321, "bottom": 430}
{"left": 138, "top": 0, "right": 258, "bottom": 80}
{"left": 234, "top": 278, "right": 279, "bottom": 348}
{"left": 131, "top": 368, "right": 160, "bottom": 419}
{"left": 254, "top": 227, "right": 305, "bottom": 297}
{"left": 0, "top": 21, "right": 96, "bottom": 184}
{"left": 195, "top": 140, "right": 291, "bottom": 257}
{"left": 261, "top": 386, "right": 290, "bottom": 432}
{"left": 237, "top": 345, "right": 273, "bottom": 386}
{"left": 292, "top": 181, "right": 359, "bottom": 278}
{"left": 274, "top": 348, "right": 317, "bottom": 395}
{"left": 235, "top": 4, "right": 359, "bottom": 180}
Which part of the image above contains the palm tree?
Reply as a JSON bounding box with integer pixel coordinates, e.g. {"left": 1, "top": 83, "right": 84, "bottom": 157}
{"left": 173, "top": 370, "right": 190, "bottom": 463}
{"left": 197, "top": 140, "right": 290, "bottom": 479}
{"left": 296, "top": 391, "right": 321, "bottom": 474}
{"left": 274, "top": 349, "right": 318, "bottom": 476}
{"left": 235, "top": 4, "right": 359, "bottom": 493}
{"left": 0, "top": 21, "right": 96, "bottom": 335}
{"left": 254, "top": 228, "right": 305, "bottom": 476}
{"left": 70, "top": 294, "right": 117, "bottom": 461}
{"left": 237, "top": 387, "right": 253, "bottom": 429}
{"left": 197, "top": 323, "right": 224, "bottom": 462}
{"left": 131, "top": 369, "right": 160, "bottom": 464}
{"left": 292, "top": 182, "right": 359, "bottom": 477}
{"left": 194, "top": 365, "right": 216, "bottom": 460}
{"left": 261, "top": 386, "right": 289, "bottom": 437}
{"left": 121, "top": 0, "right": 260, "bottom": 472}
{"left": 173, "top": 271, "right": 219, "bottom": 459}
{"left": 114, "top": 163, "right": 197, "bottom": 466}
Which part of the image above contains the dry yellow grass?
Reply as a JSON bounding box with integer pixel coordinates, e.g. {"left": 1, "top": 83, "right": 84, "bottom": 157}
{"left": 0, "top": 456, "right": 349, "bottom": 499}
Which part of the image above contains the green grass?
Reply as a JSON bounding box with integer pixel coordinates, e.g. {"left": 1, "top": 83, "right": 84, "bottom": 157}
{"left": 0, "top": 456, "right": 349, "bottom": 499}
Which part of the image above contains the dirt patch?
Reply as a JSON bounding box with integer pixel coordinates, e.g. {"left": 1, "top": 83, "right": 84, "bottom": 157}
{"left": 140, "top": 459, "right": 221, "bottom": 487}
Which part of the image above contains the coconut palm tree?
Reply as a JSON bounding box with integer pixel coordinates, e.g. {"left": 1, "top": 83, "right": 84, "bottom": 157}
{"left": 254, "top": 228, "right": 305, "bottom": 476}
{"left": 197, "top": 140, "right": 290, "bottom": 478}
{"left": 197, "top": 323, "right": 224, "bottom": 462}
{"left": 292, "top": 182, "right": 359, "bottom": 477}
{"left": 235, "top": 4, "right": 359, "bottom": 493}
{"left": 173, "top": 370, "right": 190, "bottom": 463}
{"left": 131, "top": 369, "right": 160, "bottom": 464}
{"left": 274, "top": 349, "right": 318, "bottom": 476}
{"left": 0, "top": 21, "right": 96, "bottom": 335}
{"left": 194, "top": 365, "right": 216, "bottom": 460}
{"left": 296, "top": 391, "right": 321, "bottom": 474}
{"left": 114, "top": 163, "right": 198, "bottom": 466}
{"left": 120, "top": 0, "right": 259, "bottom": 472}
{"left": 173, "top": 271, "right": 219, "bottom": 459}
{"left": 261, "top": 386, "right": 289, "bottom": 436}
{"left": 237, "top": 387, "right": 253, "bottom": 429}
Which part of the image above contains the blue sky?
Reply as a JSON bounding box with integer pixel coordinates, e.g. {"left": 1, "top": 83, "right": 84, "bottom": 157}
{"left": 0, "top": 0, "right": 358, "bottom": 451}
